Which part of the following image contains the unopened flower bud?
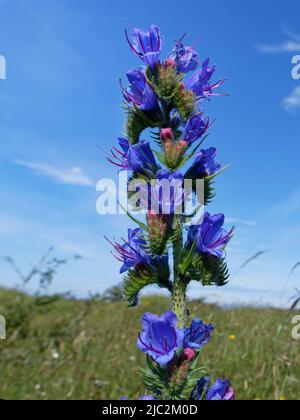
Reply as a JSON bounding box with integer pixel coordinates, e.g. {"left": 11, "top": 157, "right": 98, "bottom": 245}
{"left": 183, "top": 347, "right": 195, "bottom": 362}
{"left": 165, "top": 58, "right": 176, "bottom": 68}
{"left": 178, "top": 82, "right": 185, "bottom": 91}
{"left": 178, "top": 140, "right": 188, "bottom": 148}
{"left": 148, "top": 210, "right": 157, "bottom": 218}
{"left": 160, "top": 128, "right": 174, "bottom": 144}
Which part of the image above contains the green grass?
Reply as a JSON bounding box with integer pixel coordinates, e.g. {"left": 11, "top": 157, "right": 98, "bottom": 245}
{"left": 0, "top": 288, "right": 299, "bottom": 400}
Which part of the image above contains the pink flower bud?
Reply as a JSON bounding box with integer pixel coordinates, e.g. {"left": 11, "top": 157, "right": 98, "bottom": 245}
{"left": 165, "top": 58, "right": 176, "bottom": 68}
{"left": 178, "top": 82, "right": 185, "bottom": 91}
{"left": 160, "top": 128, "right": 174, "bottom": 144}
{"left": 148, "top": 210, "right": 156, "bottom": 218}
{"left": 183, "top": 348, "right": 195, "bottom": 362}
{"left": 178, "top": 140, "right": 188, "bottom": 148}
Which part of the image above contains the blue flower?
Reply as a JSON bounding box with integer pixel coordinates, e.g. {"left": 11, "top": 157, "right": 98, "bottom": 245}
{"left": 206, "top": 379, "right": 235, "bottom": 400}
{"left": 135, "top": 170, "right": 185, "bottom": 215}
{"left": 171, "top": 40, "right": 198, "bottom": 74}
{"left": 190, "top": 376, "right": 211, "bottom": 400}
{"left": 107, "top": 228, "right": 149, "bottom": 274}
{"left": 108, "top": 138, "right": 158, "bottom": 176}
{"left": 126, "top": 25, "right": 162, "bottom": 70}
{"left": 187, "top": 212, "right": 234, "bottom": 258}
{"left": 121, "top": 68, "right": 159, "bottom": 112}
{"left": 183, "top": 113, "right": 209, "bottom": 146}
{"left": 107, "top": 229, "right": 169, "bottom": 274}
{"left": 190, "top": 377, "right": 235, "bottom": 400}
{"left": 185, "top": 58, "right": 224, "bottom": 100}
{"left": 140, "top": 395, "right": 159, "bottom": 400}
{"left": 183, "top": 319, "right": 215, "bottom": 350}
{"left": 137, "top": 311, "right": 183, "bottom": 366}
{"left": 186, "top": 148, "right": 221, "bottom": 179}
{"left": 152, "top": 170, "right": 185, "bottom": 215}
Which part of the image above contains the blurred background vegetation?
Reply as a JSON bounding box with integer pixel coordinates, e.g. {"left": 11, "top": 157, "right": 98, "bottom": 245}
{"left": 0, "top": 288, "right": 299, "bottom": 400}
{"left": 0, "top": 249, "right": 299, "bottom": 400}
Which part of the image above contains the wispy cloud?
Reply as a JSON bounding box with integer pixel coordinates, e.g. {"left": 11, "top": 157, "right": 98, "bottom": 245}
{"left": 256, "top": 25, "right": 300, "bottom": 54}
{"left": 226, "top": 217, "right": 257, "bottom": 227}
{"left": 14, "top": 159, "right": 94, "bottom": 187}
{"left": 283, "top": 86, "right": 300, "bottom": 112}
{"left": 256, "top": 41, "right": 300, "bottom": 54}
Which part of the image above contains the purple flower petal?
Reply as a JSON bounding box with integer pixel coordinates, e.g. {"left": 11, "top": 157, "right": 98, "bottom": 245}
{"left": 187, "top": 212, "right": 233, "bottom": 257}
{"left": 137, "top": 311, "right": 183, "bottom": 366}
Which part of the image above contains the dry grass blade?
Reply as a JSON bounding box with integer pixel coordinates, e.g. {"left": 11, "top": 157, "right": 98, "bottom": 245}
{"left": 290, "top": 288, "right": 300, "bottom": 310}
{"left": 281, "top": 262, "right": 300, "bottom": 299}
{"left": 232, "top": 251, "right": 267, "bottom": 278}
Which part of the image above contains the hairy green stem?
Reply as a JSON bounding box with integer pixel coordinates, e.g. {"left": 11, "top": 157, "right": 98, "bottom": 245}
{"left": 172, "top": 278, "right": 187, "bottom": 329}
{"left": 171, "top": 216, "right": 187, "bottom": 329}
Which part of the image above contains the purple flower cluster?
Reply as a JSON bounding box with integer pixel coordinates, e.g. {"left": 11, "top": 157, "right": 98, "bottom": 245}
{"left": 108, "top": 138, "right": 158, "bottom": 176}
{"left": 121, "top": 68, "right": 159, "bottom": 113}
{"left": 186, "top": 147, "right": 221, "bottom": 179}
{"left": 134, "top": 169, "right": 185, "bottom": 215}
{"left": 109, "top": 24, "right": 236, "bottom": 401}
{"left": 107, "top": 227, "right": 169, "bottom": 274}
{"left": 183, "top": 113, "right": 209, "bottom": 146}
{"left": 107, "top": 228, "right": 149, "bottom": 274}
{"left": 206, "top": 378, "right": 235, "bottom": 401}
{"left": 170, "top": 38, "right": 198, "bottom": 74}
{"left": 137, "top": 311, "right": 184, "bottom": 366}
{"left": 136, "top": 310, "right": 235, "bottom": 400}
{"left": 190, "top": 376, "right": 235, "bottom": 401}
{"left": 126, "top": 25, "right": 162, "bottom": 70}
{"left": 188, "top": 212, "right": 234, "bottom": 258}
{"left": 185, "top": 58, "right": 224, "bottom": 100}
{"left": 137, "top": 310, "right": 214, "bottom": 366}
{"left": 183, "top": 319, "right": 215, "bottom": 350}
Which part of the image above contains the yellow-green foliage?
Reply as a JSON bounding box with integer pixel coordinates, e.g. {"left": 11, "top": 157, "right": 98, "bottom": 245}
{"left": 0, "top": 289, "right": 299, "bottom": 400}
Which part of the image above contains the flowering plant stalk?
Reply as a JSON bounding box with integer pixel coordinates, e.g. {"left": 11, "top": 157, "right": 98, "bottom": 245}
{"left": 107, "top": 25, "right": 235, "bottom": 401}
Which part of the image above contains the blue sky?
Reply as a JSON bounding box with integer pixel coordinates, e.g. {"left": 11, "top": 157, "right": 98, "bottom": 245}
{"left": 0, "top": 0, "right": 300, "bottom": 306}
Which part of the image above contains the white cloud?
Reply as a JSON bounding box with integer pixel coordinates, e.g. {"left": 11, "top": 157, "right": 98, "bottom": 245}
{"left": 283, "top": 86, "right": 300, "bottom": 112}
{"left": 14, "top": 159, "right": 94, "bottom": 187}
{"left": 226, "top": 217, "right": 257, "bottom": 227}
{"left": 256, "top": 41, "right": 300, "bottom": 54}
{"left": 256, "top": 26, "right": 300, "bottom": 54}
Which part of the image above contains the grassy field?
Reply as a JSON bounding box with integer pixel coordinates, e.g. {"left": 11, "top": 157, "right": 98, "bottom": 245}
{"left": 0, "top": 288, "right": 299, "bottom": 400}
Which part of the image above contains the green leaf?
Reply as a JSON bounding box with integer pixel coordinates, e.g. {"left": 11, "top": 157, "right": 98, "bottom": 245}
{"left": 176, "top": 353, "right": 208, "bottom": 399}
{"left": 178, "top": 238, "right": 198, "bottom": 275}
{"left": 189, "top": 255, "right": 230, "bottom": 287}
{"left": 146, "top": 65, "right": 183, "bottom": 101}
{"left": 188, "top": 165, "right": 230, "bottom": 205}
{"left": 178, "top": 134, "right": 210, "bottom": 168}
{"left": 139, "top": 356, "right": 171, "bottom": 397}
{"left": 122, "top": 261, "right": 172, "bottom": 307}
{"left": 123, "top": 271, "right": 159, "bottom": 307}
{"left": 205, "top": 164, "right": 230, "bottom": 182}
{"left": 174, "top": 89, "right": 196, "bottom": 121}
{"left": 126, "top": 106, "right": 160, "bottom": 144}
{"left": 132, "top": 103, "right": 160, "bottom": 127}
{"left": 204, "top": 177, "right": 216, "bottom": 204}
{"left": 146, "top": 223, "right": 172, "bottom": 257}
